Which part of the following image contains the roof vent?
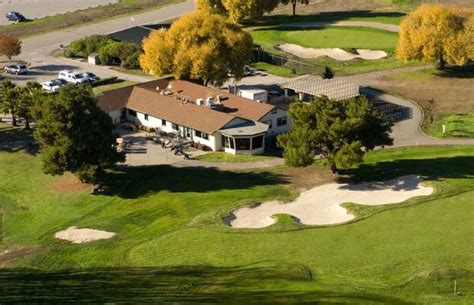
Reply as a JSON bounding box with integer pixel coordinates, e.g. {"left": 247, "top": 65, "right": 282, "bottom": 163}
{"left": 155, "top": 86, "right": 160, "bottom": 91}
{"left": 206, "top": 97, "right": 215, "bottom": 107}
{"left": 196, "top": 98, "right": 204, "bottom": 106}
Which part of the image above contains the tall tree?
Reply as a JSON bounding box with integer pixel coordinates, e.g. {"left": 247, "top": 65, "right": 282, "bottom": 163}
{"left": 17, "top": 81, "right": 44, "bottom": 130}
{"left": 278, "top": 96, "right": 393, "bottom": 173}
{"left": 0, "top": 35, "right": 22, "bottom": 62}
{"left": 31, "top": 85, "right": 124, "bottom": 183}
{"left": 281, "top": 0, "right": 309, "bottom": 16}
{"left": 140, "top": 11, "right": 253, "bottom": 86}
{"left": 0, "top": 79, "right": 20, "bottom": 126}
{"left": 397, "top": 4, "right": 473, "bottom": 69}
{"left": 195, "top": 0, "right": 279, "bottom": 22}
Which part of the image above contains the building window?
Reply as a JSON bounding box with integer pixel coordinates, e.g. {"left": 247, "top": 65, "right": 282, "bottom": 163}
{"left": 277, "top": 116, "right": 287, "bottom": 127}
{"left": 128, "top": 109, "right": 137, "bottom": 117}
{"left": 264, "top": 120, "right": 273, "bottom": 129}
{"left": 222, "top": 136, "right": 235, "bottom": 149}
{"left": 144, "top": 114, "right": 149, "bottom": 121}
{"left": 161, "top": 119, "right": 167, "bottom": 126}
{"left": 185, "top": 128, "right": 192, "bottom": 138}
{"left": 196, "top": 130, "right": 209, "bottom": 140}
{"left": 172, "top": 123, "right": 178, "bottom": 130}
{"left": 252, "top": 135, "right": 264, "bottom": 149}
{"left": 235, "top": 138, "right": 251, "bottom": 150}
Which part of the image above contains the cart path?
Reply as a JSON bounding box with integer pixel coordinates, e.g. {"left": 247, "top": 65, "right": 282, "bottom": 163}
{"left": 287, "top": 21, "right": 400, "bottom": 32}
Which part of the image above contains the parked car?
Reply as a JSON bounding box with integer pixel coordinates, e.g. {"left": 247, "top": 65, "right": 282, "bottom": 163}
{"left": 4, "top": 64, "right": 28, "bottom": 75}
{"left": 41, "top": 79, "right": 67, "bottom": 93}
{"left": 79, "top": 72, "right": 100, "bottom": 83}
{"left": 5, "top": 11, "right": 25, "bottom": 22}
{"left": 58, "top": 70, "right": 90, "bottom": 85}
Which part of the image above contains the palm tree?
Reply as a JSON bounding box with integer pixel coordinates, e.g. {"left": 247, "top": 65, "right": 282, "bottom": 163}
{"left": 0, "top": 79, "right": 19, "bottom": 126}
{"left": 18, "top": 81, "right": 44, "bottom": 130}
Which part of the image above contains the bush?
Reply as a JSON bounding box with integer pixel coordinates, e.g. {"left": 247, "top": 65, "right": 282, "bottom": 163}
{"left": 124, "top": 50, "right": 141, "bottom": 69}
{"left": 91, "top": 77, "right": 119, "bottom": 88}
{"left": 98, "top": 41, "right": 139, "bottom": 67}
{"left": 69, "top": 35, "right": 114, "bottom": 58}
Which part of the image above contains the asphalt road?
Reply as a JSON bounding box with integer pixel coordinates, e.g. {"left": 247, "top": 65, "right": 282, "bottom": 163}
{"left": 0, "top": 0, "right": 118, "bottom": 26}
{"left": 4, "top": 0, "right": 195, "bottom": 85}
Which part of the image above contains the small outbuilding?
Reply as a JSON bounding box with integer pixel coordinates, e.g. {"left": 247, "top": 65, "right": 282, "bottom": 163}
{"left": 88, "top": 53, "right": 100, "bottom": 65}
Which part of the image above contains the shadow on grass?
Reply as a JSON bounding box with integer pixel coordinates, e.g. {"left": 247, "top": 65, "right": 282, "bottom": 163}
{"left": 105, "top": 165, "right": 288, "bottom": 198}
{"left": 340, "top": 156, "right": 474, "bottom": 184}
{"left": 0, "top": 266, "right": 412, "bottom": 304}
{"left": 244, "top": 11, "right": 405, "bottom": 27}
{"left": 0, "top": 124, "right": 38, "bottom": 155}
{"left": 435, "top": 64, "right": 474, "bottom": 79}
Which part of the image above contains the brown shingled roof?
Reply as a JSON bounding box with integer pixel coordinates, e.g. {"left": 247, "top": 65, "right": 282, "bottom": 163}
{"left": 127, "top": 87, "right": 235, "bottom": 134}
{"left": 97, "top": 78, "right": 278, "bottom": 134}
{"left": 161, "top": 80, "right": 276, "bottom": 121}
{"left": 96, "top": 85, "right": 134, "bottom": 113}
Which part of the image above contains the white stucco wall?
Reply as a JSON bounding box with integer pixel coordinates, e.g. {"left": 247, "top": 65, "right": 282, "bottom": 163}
{"left": 126, "top": 110, "right": 219, "bottom": 151}
{"left": 260, "top": 108, "right": 291, "bottom": 136}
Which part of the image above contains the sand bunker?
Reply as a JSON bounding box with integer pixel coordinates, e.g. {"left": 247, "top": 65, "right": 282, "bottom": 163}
{"left": 54, "top": 226, "right": 116, "bottom": 243}
{"left": 229, "top": 175, "right": 433, "bottom": 228}
{"left": 277, "top": 43, "right": 388, "bottom": 61}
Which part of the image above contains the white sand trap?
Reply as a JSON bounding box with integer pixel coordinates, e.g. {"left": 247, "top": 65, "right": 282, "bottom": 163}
{"left": 229, "top": 175, "right": 433, "bottom": 228}
{"left": 54, "top": 226, "right": 116, "bottom": 244}
{"left": 277, "top": 43, "right": 388, "bottom": 61}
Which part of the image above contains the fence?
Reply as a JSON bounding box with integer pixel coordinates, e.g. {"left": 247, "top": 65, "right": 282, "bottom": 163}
{"left": 253, "top": 49, "right": 317, "bottom": 75}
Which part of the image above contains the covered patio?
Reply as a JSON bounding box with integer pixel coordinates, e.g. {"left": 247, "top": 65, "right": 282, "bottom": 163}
{"left": 219, "top": 121, "right": 269, "bottom": 155}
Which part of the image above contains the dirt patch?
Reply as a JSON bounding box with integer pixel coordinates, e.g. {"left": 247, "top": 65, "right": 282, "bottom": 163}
{"left": 47, "top": 173, "right": 92, "bottom": 193}
{"left": 0, "top": 246, "right": 42, "bottom": 267}
{"left": 278, "top": 44, "right": 388, "bottom": 60}
{"left": 55, "top": 226, "right": 115, "bottom": 244}
{"left": 229, "top": 175, "right": 433, "bottom": 228}
{"left": 371, "top": 78, "right": 474, "bottom": 116}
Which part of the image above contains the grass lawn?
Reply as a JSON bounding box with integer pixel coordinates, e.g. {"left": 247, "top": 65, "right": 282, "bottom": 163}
{"left": 252, "top": 27, "right": 398, "bottom": 52}
{"left": 427, "top": 113, "right": 474, "bottom": 138}
{"left": 251, "top": 62, "right": 301, "bottom": 77}
{"left": 1, "top": 124, "right": 473, "bottom": 302}
{"left": 249, "top": 25, "right": 421, "bottom": 75}
{"left": 194, "top": 152, "right": 278, "bottom": 163}
{"left": 93, "top": 80, "right": 137, "bottom": 94}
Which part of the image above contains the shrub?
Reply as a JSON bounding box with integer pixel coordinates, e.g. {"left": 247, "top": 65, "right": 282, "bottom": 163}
{"left": 98, "top": 41, "right": 121, "bottom": 65}
{"left": 124, "top": 50, "right": 141, "bottom": 69}
{"left": 69, "top": 35, "right": 114, "bottom": 58}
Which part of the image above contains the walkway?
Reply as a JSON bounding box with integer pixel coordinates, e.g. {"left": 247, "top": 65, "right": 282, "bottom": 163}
{"left": 287, "top": 21, "right": 400, "bottom": 32}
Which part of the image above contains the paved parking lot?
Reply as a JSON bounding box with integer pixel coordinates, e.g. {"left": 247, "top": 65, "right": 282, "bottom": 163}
{"left": 0, "top": 0, "right": 118, "bottom": 25}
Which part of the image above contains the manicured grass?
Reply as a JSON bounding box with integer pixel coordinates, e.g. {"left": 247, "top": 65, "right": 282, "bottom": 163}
{"left": 194, "top": 152, "right": 278, "bottom": 163}
{"left": 93, "top": 80, "right": 137, "bottom": 94}
{"left": 252, "top": 26, "right": 399, "bottom": 52}
{"left": 250, "top": 25, "right": 422, "bottom": 75}
{"left": 0, "top": 0, "right": 182, "bottom": 38}
{"left": 427, "top": 113, "right": 474, "bottom": 138}
{"left": 251, "top": 62, "right": 301, "bottom": 77}
{"left": 1, "top": 124, "right": 473, "bottom": 303}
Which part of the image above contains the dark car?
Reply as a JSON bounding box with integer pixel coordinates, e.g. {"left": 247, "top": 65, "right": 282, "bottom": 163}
{"left": 6, "top": 11, "right": 25, "bottom": 22}
{"left": 79, "top": 72, "right": 101, "bottom": 83}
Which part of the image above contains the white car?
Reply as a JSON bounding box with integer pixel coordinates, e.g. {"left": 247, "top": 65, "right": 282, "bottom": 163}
{"left": 41, "top": 79, "right": 67, "bottom": 92}
{"left": 4, "top": 64, "right": 28, "bottom": 75}
{"left": 58, "top": 70, "right": 90, "bottom": 85}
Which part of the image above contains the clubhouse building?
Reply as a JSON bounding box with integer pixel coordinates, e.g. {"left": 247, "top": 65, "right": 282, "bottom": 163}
{"left": 97, "top": 78, "right": 290, "bottom": 155}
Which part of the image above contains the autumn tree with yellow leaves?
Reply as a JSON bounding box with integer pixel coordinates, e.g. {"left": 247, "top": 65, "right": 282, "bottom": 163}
{"left": 140, "top": 11, "right": 253, "bottom": 86}
{"left": 397, "top": 4, "right": 473, "bottom": 69}
{"left": 195, "top": 0, "right": 279, "bottom": 22}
